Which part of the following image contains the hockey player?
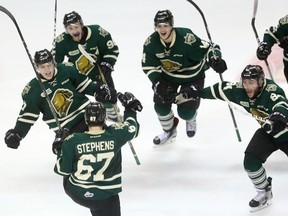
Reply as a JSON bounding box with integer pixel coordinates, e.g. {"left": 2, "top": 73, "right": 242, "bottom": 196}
{"left": 177, "top": 64, "right": 288, "bottom": 212}
{"left": 54, "top": 92, "right": 142, "bottom": 216}
{"left": 4, "top": 49, "right": 111, "bottom": 153}
{"left": 256, "top": 14, "right": 288, "bottom": 82}
{"left": 54, "top": 11, "right": 120, "bottom": 122}
{"left": 141, "top": 9, "right": 227, "bottom": 145}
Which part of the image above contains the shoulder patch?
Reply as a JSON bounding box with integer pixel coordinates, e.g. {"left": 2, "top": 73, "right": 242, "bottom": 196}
{"left": 265, "top": 84, "right": 277, "bottom": 92}
{"left": 144, "top": 36, "right": 151, "bottom": 46}
{"left": 184, "top": 33, "right": 196, "bottom": 45}
{"left": 98, "top": 26, "right": 109, "bottom": 37}
{"left": 22, "top": 84, "right": 31, "bottom": 96}
{"left": 55, "top": 33, "right": 65, "bottom": 43}
{"left": 279, "top": 15, "right": 288, "bottom": 25}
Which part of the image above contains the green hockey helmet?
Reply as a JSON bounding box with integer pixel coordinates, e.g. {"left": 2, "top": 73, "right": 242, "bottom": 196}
{"left": 85, "top": 102, "right": 106, "bottom": 126}
{"left": 63, "top": 11, "right": 83, "bottom": 27}
{"left": 241, "top": 65, "right": 265, "bottom": 85}
{"left": 34, "top": 49, "right": 54, "bottom": 66}
{"left": 154, "top": 10, "right": 174, "bottom": 27}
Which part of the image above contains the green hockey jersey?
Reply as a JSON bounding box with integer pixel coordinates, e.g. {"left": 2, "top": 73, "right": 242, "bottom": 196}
{"left": 55, "top": 25, "right": 119, "bottom": 81}
{"left": 202, "top": 79, "right": 288, "bottom": 141}
{"left": 263, "top": 14, "right": 288, "bottom": 45}
{"left": 14, "top": 63, "right": 99, "bottom": 138}
{"left": 54, "top": 111, "right": 139, "bottom": 200}
{"left": 141, "top": 27, "right": 222, "bottom": 84}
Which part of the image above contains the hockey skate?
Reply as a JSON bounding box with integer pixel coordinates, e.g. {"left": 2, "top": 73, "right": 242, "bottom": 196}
{"left": 249, "top": 177, "right": 273, "bottom": 213}
{"left": 153, "top": 117, "right": 179, "bottom": 147}
{"left": 186, "top": 119, "right": 196, "bottom": 137}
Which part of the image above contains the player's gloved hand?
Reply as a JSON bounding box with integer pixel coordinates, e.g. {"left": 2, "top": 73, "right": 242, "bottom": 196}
{"left": 180, "top": 85, "right": 201, "bottom": 99}
{"left": 99, "top": 62, "right": 113, "bottom": 75}
{"left": 4, "top": 129, "right": 22, "bottom": 149}
{"left": 279, "top": 36, "right": 288, "bottom": 51}
{"left": 95, "top": 82, "right": 111, "bottom": 103}
{"left": 209, "top": 56, "right": 227, "bottom": 73}
{"left": 152, "top": 78, "right": 177, "bottom": 103}
{"left": 174, "top": 85, "right": 201, "bottom": 104}
{"left": 52, "top": 128, "right": 70, "bottom": 155}
{"left": 256, "top": 42, "right": 271, "bottom": 60}
{"left": 269, "top": 112, "right": 287, "bottom": 134}
{"left": 117, "top": 92, "right": 143, "bottom": 112}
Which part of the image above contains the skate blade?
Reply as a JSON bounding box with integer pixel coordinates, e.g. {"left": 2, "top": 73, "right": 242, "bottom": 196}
{"left": 249, "top": 200, "right": 272, "bottom": 213}
{"left": 153, "top": 136, "right": 176, "bottom": 148}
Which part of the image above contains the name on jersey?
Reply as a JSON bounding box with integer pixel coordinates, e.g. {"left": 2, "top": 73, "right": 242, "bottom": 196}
{"left": 77, "top": 141, "right": 115, "bottom": 153}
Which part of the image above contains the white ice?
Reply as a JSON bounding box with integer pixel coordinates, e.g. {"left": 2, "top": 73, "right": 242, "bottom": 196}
{"left": 0, "top": 0, "right": 288, "bottom": 215}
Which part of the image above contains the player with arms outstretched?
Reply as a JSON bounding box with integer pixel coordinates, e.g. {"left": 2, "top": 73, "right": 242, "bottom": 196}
{"left": 178, "top": 64, "right": 288, "bottom": 212}
{"left": 4, "top": 49, "right": 111, "bottom": 153}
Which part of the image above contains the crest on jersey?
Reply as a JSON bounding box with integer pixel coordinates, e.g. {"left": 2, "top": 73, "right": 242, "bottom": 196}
{"left": 160, "top": 59, "right": 181, "bottom": 72}
{"left": 250, "top": 108, "right": 269, "bottom": 125}
{"left": 184, "top": 33, "right": 196, "bottom": 45}
{"left": 52, "top": 88, "right": 73, "bottom": 117}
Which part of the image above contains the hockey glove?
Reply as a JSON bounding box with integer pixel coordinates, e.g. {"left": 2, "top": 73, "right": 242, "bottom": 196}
{"left": 95, "top": 82, "right": 111, "bottom": 103}
{"left": 279, "top": 36, "right": 288, "bottom": 51}
{"left": 4, "top": 129, "right": 22, "bottom": 149}
{"left": 100, "top": 62, "right": 113, "bottom": 75}
{"left": 152, "top": 78, "right": 177, "bottom": 103}
{"left": 117, "top": 92, "right": 143, "bottom": 112}
{"left": 52, "top": 128, "right": 70, "bottom": 155}
{"left": 269, "top": 112, "right": 287, "bottom": 134}
{"left": 174, "top": 85, "right": 201, "bottom": 104}
{"left": 209, "top": 57, "right": 227, "bottom": 73}
{"left": 256, "top": 42, "right": 271, "bottom": 60}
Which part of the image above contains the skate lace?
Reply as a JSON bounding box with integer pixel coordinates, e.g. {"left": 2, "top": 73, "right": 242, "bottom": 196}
{"left": 157, "top": 131, "right": 171, "bottom": 141}
{"left": 253, "top": 190, "right": 267, "bottom": 202}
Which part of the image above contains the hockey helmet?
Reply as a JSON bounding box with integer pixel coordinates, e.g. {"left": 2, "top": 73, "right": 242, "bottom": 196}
{"left": 84, "top": 102, "right": 106, "bottom": 126}
{"left": 63, "top": 11, "right": 83, "bottom": 27}
{"left": 34, "top": 49, "right": 54, "bottom": 66}
{"left": 154, "top": 10, "right": 174, "bottom": 27}
{"left": 241, "top": 65, "right": 265, "bottom": 85}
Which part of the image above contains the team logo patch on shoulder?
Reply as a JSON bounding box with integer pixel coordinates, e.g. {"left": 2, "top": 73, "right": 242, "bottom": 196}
{"left": 22, "top": 84, "right": 31, "bottom": 96}
{"left": 144, "top": 37, "right": 151, "bottom": 46}
{"left": 98, "top": 26, "right": 108, "bottom": 37}
{"left": 265, "top": 84, "right": 277, "bottom": 92}
{"left": 184, "top": 33, "right": 196, "bottom": 45}
{"left": 55, "top": 33, "right": 64, "bottom": 43}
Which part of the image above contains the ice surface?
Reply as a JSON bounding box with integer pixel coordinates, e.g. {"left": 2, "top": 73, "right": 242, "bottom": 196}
{"left": 0, "top": 0, "right": 287, "bottom": 215}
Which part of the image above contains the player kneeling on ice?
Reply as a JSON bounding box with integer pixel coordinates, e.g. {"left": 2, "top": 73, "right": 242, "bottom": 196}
{"left": 54, "top": 92, "right": 142, "bottom": 216}
{"left": 141, "top": 10, "right": 227, "bottom": 146}
{"left": 176, "top": 64, "right": 288, "bottom": 212}
{"left": 4, "top": 49, "right": 111, "bottom": 154}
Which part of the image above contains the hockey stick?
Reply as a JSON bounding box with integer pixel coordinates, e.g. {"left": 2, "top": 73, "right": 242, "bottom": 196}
{"left": 78, "top": 44, "right": 141, "bottom": 165}
{"left": 52, "top": 0, "right": 57, "bottom": 57}
{"left": 185, "top": 0, "right": 242, "bottom": 142}
{"left": 0, "top": 5, "right": 62, "bottom": 131}
{"left": 251, "top": 0, "right": 274, "bottom": 81}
